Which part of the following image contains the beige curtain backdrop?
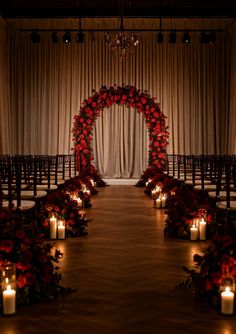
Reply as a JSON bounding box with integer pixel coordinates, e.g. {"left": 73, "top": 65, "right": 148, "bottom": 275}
{"left": 0, "top": 18, "right": 235, "bottom": 177}
{"left": 0, "top": 18, "right": 10, "bottom": 153}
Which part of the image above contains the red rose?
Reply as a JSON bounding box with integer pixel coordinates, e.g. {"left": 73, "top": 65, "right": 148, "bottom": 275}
{"left": 79, "top": 118, "right": 84, "bottom": 123}
{"left": 87, "top": 119, "right": 92, "bottom": 124}
{"left": 82, "top": 129, "right": 87, "bottom": 135}
{"left": 211, "top": 272, "right": 222, "bottom": 285}
{"left": 83, "top": 149, "right": 89, "bottom": 154}
{"left": 92, "top": 102, "right": 97, "bottom": 107}
{"left": 141, "top": 97, "right": 147, "bottom": 104}
{"left": 15, "top": 229, "right": 26, "bottom": 239}
{"left": 82, "top": 123, "right": 87, "bottom": 128}
{"left": 0, "top": 240, "right": 14, "bottom": 253}
{"left": 158, "top": 153, "right": 165, "bottom": 159}
{"left": 16, "top": 259, "right": 32, "bottom": 271}
{"left": 17, "top": 275, "right": 27, "bottom": 288}
{"left": 25, "top": 272, "right": 37, "bottom": 286}
{"left": 222, "top": 235, "right": 232, "bottom": 248}
{"left": 154, "top": 112, "right": 159, "bottom": 118}
{"left": 204, "top": 279, "right": 213, "bottom": 291}
{"left": 122, "top": 95, "right": 127, "bottom": 100}
{"left": 154, "top": 142, "right": 159, "bottom": 147}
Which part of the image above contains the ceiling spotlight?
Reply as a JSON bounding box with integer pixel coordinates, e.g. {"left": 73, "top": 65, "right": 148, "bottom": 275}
{"left": 208, "top": 32, "right": 216, "bottom": 45}
{"left": 51, "top": 31, "right": 58, "bottom": 44}
{"left": 77, "top": 32, "right": 84, "bottom": 43}
{"left": 168, "top": 31, "right": 176, "bottom": 44}
{"left": 63, "top": 31, "right": 72, "bottom": 44}
{"left": 200, "top": 32, "right": 209, "bottom": 44}
{"left": 31, "top": 30, "right": 40, "bottom": 43}
{"left": 157, "top": 31, "right": 163, "bottom": 44}
{"left": 182, "top": 31, "right": 191, "bottom": 44}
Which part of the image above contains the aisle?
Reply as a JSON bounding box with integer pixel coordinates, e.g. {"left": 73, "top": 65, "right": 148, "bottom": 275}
{"left": 1, "top": 186, "right": 236, "bottom": 334}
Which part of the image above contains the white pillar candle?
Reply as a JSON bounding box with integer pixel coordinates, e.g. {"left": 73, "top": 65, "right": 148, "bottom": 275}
{"left": 3, "top": 285, "right": 16, "bottom": 315}
{"left": 199, "top": 218, "right": 207, "bottom": 241}
{"left": 221, "top": 287, "right": 234, "bottom": 315}
{"left": 77, "top": 197, "right": 83, "bottom": 207}
{"left": 156, "top": 198, "right": 161, "bottom": 208}
{"left": 50, "top": 215, "right": 57, "bottom": 239}
{"left": 190, "top": 225, "right": 198, "bottom": 241}
{"left": 57, "top": 220, "right": 65, "bottom": 240}
{"left": 161, "top": 196, "right": 166, "bottom": 208}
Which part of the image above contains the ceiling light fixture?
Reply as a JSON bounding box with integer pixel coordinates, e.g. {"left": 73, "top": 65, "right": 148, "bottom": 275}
{"left": 63, "top": 31, "right": 72, "bottom": 44}
{"left": 51, "top": 31, "right": 58, "bottom": 43}
{"left": 104, "top": 0, "right": 139, "bottom": 61}
{"left": 168, "top": 30, "right": 176, "bottom": 43}
{"left": 31, "top": 30, "right": 40, "bottom": 43}
{"left": 182, "top": 31, "right": 191, "bottom": 44}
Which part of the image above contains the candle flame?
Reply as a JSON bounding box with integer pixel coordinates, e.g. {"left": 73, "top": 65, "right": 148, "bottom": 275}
{"left": 226, "top": 287, "right": 230, "bottom": 292}
{"left": 7, "top": 284, "right": 11, "bottom": 291}
{"left": 5, "top": 277, "right": 9, "bottom": 284}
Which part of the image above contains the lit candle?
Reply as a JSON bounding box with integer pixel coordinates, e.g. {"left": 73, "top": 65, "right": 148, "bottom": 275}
{"left": 161, "top": 195, "right": 167, "bottom": 208}
{"left": 199, "top": 218, "right": 207, "bottom": 241}
{"left": 3, "top": 285, "right": 16, "bottom": 315}
{"left": 57, "top": 220, "right": 65, "bottom": 240}
{"left": 151, "top": 189, "right": 156, "bottom": 199}
{"left": 156, "top": 198, "right": 161, "bottom": 208}
{"left": 221, "top": 287, "right": 234, "bottom": 315}
{"left": 77, "top": 197, "right": 83, "bottom": 207}
{"left": 85, "top": 189, "right": 91, "bottom": 196}
{"left": 190, "top": 224, "right": 198, "bottom": 241}
{"left": 50, "top": 215, "right": 57, "bottom": 239}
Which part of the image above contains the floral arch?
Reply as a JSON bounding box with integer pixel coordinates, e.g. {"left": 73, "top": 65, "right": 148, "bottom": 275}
{"left": 72, "top": 85, "right": 169, "bottom": 181}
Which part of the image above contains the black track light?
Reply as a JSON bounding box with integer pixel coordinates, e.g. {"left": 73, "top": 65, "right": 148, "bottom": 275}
{"left": 51, "top": 31, "right": 58, "bottom": 43}
{"left": 208, "top": 32, "right": 216, "bottom": 45}
{"left": 182, "top": 31, "right": 191, "bottom": 44}
{"left": 168, "top": 31, "right": 176, "bottom": 44}
{"left": 77, "top": 31, "right": 84, "bottom": 43}
{"left": 200, "top": 32, "right": 209, "bottom": 44}
{"left": 157, "top": 31, "right": 163, "bottom": 44}
{"left": 63, "top": 31, "right": 72, "bottom": 44}
{"left": 31, "top": 30, "right": 40, "bottom": 43}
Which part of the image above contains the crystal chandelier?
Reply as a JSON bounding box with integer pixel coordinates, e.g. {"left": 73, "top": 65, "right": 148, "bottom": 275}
{"left": 105, "top": 17, "right": 140, "bottom": 61}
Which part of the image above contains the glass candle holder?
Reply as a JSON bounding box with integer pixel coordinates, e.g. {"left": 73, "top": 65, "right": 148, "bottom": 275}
{"left": 1, "top": 262, "right": 16, "bottom": 291}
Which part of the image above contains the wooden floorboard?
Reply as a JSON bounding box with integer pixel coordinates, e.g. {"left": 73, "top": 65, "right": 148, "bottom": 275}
{"left": 1, "top": 185, "right": 236, "bottom": 333}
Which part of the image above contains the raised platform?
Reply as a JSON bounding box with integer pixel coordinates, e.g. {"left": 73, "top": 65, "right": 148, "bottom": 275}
{"left": 103, "top": 178, "right": 139, "bottom": 185}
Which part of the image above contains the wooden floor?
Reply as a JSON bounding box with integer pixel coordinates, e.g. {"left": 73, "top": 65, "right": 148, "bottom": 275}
{"left": 1, "top": 185, "right": 236, "bottom": 334}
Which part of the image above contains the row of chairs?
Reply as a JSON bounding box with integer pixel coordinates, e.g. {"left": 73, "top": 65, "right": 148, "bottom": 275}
{"left": 164, "top": 154, "right": 236, "bottom": 210}
{"left": 0, "top": 154, "right": 78, "bottom": 213}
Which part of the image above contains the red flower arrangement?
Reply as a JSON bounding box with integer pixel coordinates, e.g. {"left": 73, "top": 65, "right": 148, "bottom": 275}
{"left": 180, "top": 222, "right": 236, "bottom": 309}
{"left": 0, "top": 207, "right": 68, "bottom": 307}
{"left": 164, "top": 186, "right": 214, "bottom": 238}
{"left": 43, "top": 191, "right": 91, "bottom": 237}
{"left": 72, "top": 85, "right": 169, "bottom": 181}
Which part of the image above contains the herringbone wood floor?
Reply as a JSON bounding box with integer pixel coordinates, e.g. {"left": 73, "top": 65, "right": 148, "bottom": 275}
{"left": 1, "top": 185, "right": 236, "bottom": 334}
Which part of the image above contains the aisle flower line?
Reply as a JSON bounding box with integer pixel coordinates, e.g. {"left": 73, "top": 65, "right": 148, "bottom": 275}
{"left": 0, "top": 174, "right": 98, "bottom": 311}
{"left": 139, "top": 167, "right": 236, "bottom": 310}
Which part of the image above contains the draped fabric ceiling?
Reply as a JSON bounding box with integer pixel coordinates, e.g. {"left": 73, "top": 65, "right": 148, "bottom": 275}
{"left": 0, "top": 17, "right": 235, "bottom": 177}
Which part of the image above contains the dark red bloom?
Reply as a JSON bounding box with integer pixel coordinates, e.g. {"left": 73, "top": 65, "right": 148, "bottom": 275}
{"left": 0, "top": 240, "right": 14, "bottom": 253}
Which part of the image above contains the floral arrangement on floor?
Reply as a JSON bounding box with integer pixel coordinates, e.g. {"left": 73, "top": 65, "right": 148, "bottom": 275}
{"left": 179, "top": 221, "right": 236, "bottom": 309}
{"left": 64, "top": 176, "right": 95, "bottom": 206}
{"left": 72, "top": 84, "right": 169, "bottom": 182}
{"left": 42, "top": 191, "right": 91, "bottom": 237}
{"left": 164, "top": 186, "right": 214, "bottom": 239}
{"left": 0, "top": 207, "right": 70, "bottom": 308}
{"left": 135, "top": 164, "right": 169, "bottom": 187}
{"left": 144, "top": 173, "right": 180, "bottom": 198}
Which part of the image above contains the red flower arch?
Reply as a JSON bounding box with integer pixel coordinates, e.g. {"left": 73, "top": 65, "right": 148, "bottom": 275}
{"left": 72, "top": 85, "right": 169, "bottom": 179}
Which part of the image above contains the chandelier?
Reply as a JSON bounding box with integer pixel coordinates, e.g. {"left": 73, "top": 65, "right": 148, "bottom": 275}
{"left": 105, "top": 16, "right": 140, "bottom": 61}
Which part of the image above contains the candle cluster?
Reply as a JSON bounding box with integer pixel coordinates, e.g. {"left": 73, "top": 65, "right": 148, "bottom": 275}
{"left": 49, "top": 215, "right": 66, "bottom": 240}
{"left": 155, "top": 194, "right": 167, "bottom": 208}
{"left": 190, "top": 218, "right": 207, "bottom": 241}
